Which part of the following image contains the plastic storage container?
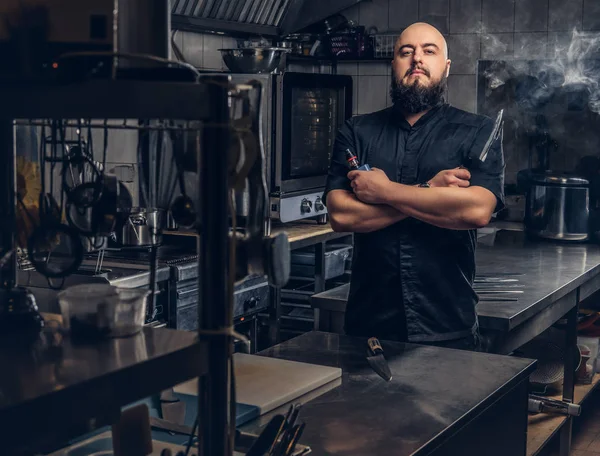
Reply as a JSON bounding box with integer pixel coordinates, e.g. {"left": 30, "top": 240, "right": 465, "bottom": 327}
{"left": 290, "top": 244, "right": 352, "bottom": 280}
{"left": 113, "top": 287, "right": 150, "bottom": 337}
{"left": 58, "top": 284, "right": 149, "bottom": 339}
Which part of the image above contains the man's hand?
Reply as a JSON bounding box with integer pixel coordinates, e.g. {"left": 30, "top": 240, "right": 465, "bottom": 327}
{"left": 347, "top": 168, "right": 392, "bottom": 204}
{"left": 428, "top": 167, "right": 471, "bottom": 188}
{"left": 347, "top": 167, "right": 472, "bottom": 204}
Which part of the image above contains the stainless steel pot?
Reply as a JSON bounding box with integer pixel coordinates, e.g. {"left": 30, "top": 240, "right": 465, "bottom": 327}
{"left": 524, "top": 170, "right": 590, "bottom": 241}
{"left": 115, "top": 208, "right": 166, "bottom": 247}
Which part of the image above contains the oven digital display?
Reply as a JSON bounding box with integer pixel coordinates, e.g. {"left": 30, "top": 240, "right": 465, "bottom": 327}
{"left": 289, "top": 87, "right": 341, "bottom": 179}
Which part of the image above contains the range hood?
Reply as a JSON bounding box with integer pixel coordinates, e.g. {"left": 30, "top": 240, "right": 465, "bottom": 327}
{"left": 171, "top": 0, "right": 363, "bottom": 37}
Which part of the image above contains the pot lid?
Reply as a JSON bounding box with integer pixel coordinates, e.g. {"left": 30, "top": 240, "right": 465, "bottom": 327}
{"left": 528, "top": 170, "right": 589, "bottom": 186}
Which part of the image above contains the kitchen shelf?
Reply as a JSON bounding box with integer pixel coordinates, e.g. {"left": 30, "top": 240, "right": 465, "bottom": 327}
{"left": 0, "top": 327, "right": 207, "bottom": 455}
{"left": 527, "top": 373, "right": 600, "bottom": 456}
{"left": 286, "top": 54, "right": 391, "bottom": 63}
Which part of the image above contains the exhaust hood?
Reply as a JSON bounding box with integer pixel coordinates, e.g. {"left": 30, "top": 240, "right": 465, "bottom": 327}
{"left": 171, "top": 0, "right": 363, "bottom": 37}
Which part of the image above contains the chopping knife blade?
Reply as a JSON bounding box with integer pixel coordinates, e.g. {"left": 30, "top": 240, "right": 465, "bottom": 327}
{"left": 367, "top": 337, "right": 392, "bottom": 382}
{"left": 476, "top": 290, "right": 523, "bottom": 294}
{"left": 462, "top": 109, "right": 504, "bottom": 169}
{"left": 478, "top": 109, "right": 504, "bottom": 163}
{"left": 474, "top": 278, "right": 519, "bottom": 283}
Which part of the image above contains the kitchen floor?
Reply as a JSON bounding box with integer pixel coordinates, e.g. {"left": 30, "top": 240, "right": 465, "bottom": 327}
{"left": 541, "top": 389, "right": 600, "bottom": 455}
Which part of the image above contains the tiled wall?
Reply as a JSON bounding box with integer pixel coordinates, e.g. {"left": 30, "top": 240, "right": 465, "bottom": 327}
{"left": 171, "top": 30, "right": 238, "bottom": 71}
{"left": 338, "top": 0, "right": 600, "bottom": 115}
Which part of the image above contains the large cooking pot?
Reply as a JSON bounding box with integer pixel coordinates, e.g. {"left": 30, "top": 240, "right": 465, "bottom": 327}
{"left": 522, "top": 170, "right": 590, "bottom": 241}
{"left": 113, "top": 207, "right": 166, "bottom": 247}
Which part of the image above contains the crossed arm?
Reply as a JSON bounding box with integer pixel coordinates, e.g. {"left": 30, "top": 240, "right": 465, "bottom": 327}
{"left": 327, "top": 167, "right": 497, "bottom": 233}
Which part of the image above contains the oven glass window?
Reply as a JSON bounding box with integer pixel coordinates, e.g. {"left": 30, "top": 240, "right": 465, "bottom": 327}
{"left": 288, "top": 87, "right": 341, "bottom": 179}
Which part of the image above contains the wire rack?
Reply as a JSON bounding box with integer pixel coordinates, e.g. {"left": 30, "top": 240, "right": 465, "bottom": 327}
{"left": 372, "top": 34, "right": 398, "bottom": 59}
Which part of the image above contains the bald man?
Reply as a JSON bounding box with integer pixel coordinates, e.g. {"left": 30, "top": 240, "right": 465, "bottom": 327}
{"left": 323, "top": 22, "right": 505, "bottom": 350}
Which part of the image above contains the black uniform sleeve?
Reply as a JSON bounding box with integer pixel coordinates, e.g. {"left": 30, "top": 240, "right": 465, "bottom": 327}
{"left": 466, "top": 117, "right": 506, "bottom": 213}
{"left": 322, "top": 118, "right": 355, "bottom": 206}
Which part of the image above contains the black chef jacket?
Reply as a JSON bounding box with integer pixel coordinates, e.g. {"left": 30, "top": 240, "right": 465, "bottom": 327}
{"left": 323, "top": 103, "right": 505, "bottom": 343}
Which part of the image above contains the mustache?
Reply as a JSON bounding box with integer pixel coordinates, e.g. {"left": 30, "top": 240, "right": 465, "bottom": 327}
{"left": 405, "top": 66, "right": 430, "bottom": 77}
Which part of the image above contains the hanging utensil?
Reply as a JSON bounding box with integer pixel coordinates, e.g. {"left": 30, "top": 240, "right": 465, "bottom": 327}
{"left": 170, "top": 126, "right": 197, "bottom": 229}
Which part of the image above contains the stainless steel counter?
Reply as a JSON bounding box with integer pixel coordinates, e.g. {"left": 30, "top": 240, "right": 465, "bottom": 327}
{"left": 0, "top": 327, "right": 205, "bottom": 455}
{"left": 312, "top": 230, "right": 600, "bottom": 340}
{"left": 475, "top": 230, "right": 600, "bottom": 330}
{"left": 242, "top": 331, "right": 536, "bottom": 456}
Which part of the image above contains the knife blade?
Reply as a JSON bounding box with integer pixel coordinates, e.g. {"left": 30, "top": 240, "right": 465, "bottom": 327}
{"left": 478, "top": 109, "right": 504, "bottom": 163}
{"left": 461, "top": 109, "right": 504, "bottom": 170}
{"left": 367, "top": 337, "right": 392, "bottom": 382}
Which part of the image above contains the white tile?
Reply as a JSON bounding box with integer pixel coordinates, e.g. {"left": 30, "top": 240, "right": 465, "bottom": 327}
{"left": 336, "top": 62, "right": 359, "bottom": 76}
{"left": 447, "top": 34, "right": 481, "bottom": 75}
{"left": 319, "top": 64, "right": 333, "bottom": 74}
{"left": 583, "top": 0, "right": 600, "bottom": 31}
{"left": 482, "top": 0, "right": 515, "bottom": 33}
{"left": 359, "top": 0, "right": 390, "bottom": 32}
{"left": 341, "top": 2, "right": 360, "bottom": 24}
{"left": 547, "top": 32, "right": 573, "bottom": 58}
{"left": 388, "top": 0, "right": 419, "bottom": 31}
{"left": 549, "top": 0, "right": 583, "bottom": 32}
{"left": 448, "top": 74, "right": 477, "bottom": 113}
{"left": 358, "top": 61, "right": 391, "bottom": 75}
{"left": 181, "top": 30, "right": 203, "bottom": 68}
{"left": 514, "top": 0, "right": 548, "bottom": 32}
{"left": 357, "top": 75, "right": 388, "bottom": 114}
{"left": 480, "top": 33, "right": 514, "bottom": 59}
{"left": 202, "top": 33, "right": 224, "bottom": 70}
{"left": 513, "top": 32, "right": 548, "bottom": 58}
{"left": 172, "top": 29, "right": 184, "bottom": 61}
{"left": 450, "top": 0, "right": 482, "bottom": 34}
{"left": 419, "top": 0, "right": 450, "bottom": 35}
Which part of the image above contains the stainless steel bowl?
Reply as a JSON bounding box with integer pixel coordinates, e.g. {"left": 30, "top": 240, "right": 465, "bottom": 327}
{"left": 218, "top": 47, "right": 289, "bottom": 74}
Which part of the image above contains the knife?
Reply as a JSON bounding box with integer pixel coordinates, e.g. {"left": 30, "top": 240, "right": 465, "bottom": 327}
{"left": 478, "top": 109, "right": 504, "bottom": 163}
{"left": 367, "top": 337, "right": 392, "bottom": 382}
{"left": 462, "top": 109, "right": 504, "bottom": 169}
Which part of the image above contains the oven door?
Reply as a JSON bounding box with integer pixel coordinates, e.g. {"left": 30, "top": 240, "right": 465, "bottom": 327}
{"left": 274, "top": 72, "right": 353, "bottom": 194}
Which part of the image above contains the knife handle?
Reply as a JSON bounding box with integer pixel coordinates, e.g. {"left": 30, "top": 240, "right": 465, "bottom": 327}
{"left": 368, "top": 337, "right": 383, "bottom": 355}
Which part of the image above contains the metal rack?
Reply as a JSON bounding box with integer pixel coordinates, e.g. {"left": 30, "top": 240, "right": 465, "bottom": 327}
{"left": 0, "top": 76, "right": 234, "bottom": 456}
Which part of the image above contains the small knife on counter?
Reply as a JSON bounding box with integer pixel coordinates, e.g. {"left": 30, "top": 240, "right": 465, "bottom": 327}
{"left": 367, "top": 337, "right": 392, "bottom": 382}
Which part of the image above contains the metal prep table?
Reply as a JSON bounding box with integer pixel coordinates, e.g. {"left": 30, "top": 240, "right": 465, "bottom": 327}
{"left": 241, "top": 331, "right": 537, "bottom": 456}
{"left": 0, "top": 327, "right": 205, "bottom": 455}
{"left": 267, "top": 221, "right": 352, "bottom": 345}
{"left": 311, "top": 228, "right": 600, "bottom": 455}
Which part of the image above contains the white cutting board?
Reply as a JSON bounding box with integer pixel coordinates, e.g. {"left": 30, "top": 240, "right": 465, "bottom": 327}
{"left": 174, "top": 353, "right": 342, "bottom": 415}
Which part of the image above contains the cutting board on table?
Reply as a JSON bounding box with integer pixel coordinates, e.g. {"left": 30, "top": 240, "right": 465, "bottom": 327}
{"left": 174, "top": 353, "right": 342, "bottom": 419}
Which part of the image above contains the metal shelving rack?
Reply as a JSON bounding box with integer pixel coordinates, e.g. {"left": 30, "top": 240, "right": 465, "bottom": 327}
{"left": 0, "top": 75, "right": 233, "bottom": 456}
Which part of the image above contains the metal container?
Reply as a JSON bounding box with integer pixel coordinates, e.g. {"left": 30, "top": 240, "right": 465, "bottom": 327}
{"left": 290, "top": 244, "right": 352, "bottom": 279}
{"left": 524, "top": 171, "right": 589, "bottom": 241}
{"left": 218, "top": 47, "right": 289, "bottom": 73}
{"left": 116, "top": 207, "right": 166, "bottom": 247}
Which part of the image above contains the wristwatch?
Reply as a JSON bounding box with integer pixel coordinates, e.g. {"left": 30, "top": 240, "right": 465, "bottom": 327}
{"left": 418, "top": 182, "right": 431, "bottom": 188}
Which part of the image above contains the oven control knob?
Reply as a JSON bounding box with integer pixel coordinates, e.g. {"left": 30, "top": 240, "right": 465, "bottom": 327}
{"left": 300, "top": 199, "right": 312, "bottom": 214}
{"left": 244, "top": 297, "right": 259, "bottom": 311}
{"left": 314, "top": 197, "right": 325, "bottom": 212}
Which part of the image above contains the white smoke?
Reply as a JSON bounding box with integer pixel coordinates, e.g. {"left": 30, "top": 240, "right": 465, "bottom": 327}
{"left": 483, "top": 28, "right": 600, "bottom": 113}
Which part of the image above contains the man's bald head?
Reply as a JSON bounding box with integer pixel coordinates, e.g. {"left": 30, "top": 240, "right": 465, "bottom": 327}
{"left": 396, "top": 22, "right": 449, "bottom": 59}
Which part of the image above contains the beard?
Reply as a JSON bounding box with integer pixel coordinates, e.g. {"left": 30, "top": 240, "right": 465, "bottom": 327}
{"left": 390, "top": 68, "right": 448, "bottom": 114}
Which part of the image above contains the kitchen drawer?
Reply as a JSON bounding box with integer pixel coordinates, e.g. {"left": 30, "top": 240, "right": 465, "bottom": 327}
{"left": 291, "top": 244, "right": 352, "bottom": 280}
{"left": 176, "top": 287, "right": 199, "bottom": 308}
{"left": 176, "top": 304, "right": 198, "bottom": 331}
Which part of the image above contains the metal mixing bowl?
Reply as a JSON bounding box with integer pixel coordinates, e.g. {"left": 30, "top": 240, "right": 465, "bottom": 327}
{"left": 218, "top": 47, "right": 290, "bottom": 74}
